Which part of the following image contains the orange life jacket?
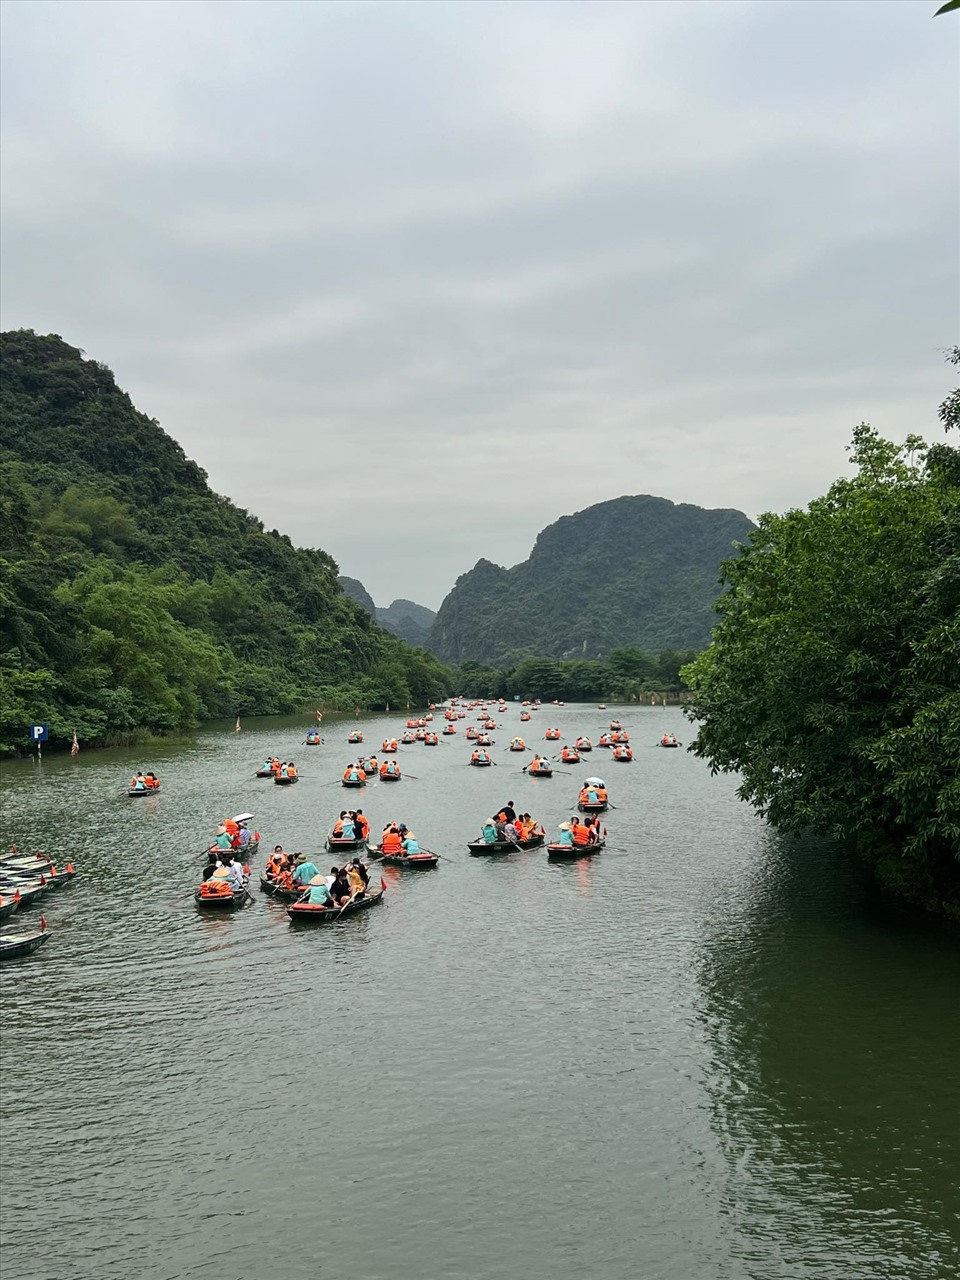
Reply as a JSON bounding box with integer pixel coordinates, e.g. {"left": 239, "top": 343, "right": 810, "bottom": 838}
{"left": 573, "top": 824, "right": 590, "bottom": 846}
{"left": 382, "top": 831, "right": 402, "bottom": 853}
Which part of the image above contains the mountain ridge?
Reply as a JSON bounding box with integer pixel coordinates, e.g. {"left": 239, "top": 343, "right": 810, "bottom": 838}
{"left": 427, "top": 494, "right": 755, "bottom": 664}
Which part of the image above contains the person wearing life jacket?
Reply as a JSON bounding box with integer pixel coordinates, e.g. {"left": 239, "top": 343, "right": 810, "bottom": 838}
{"left": 270, "top": 758, "right": 282, "bottom": 775}
{"left": 572, "top": 819, "right": 591, "bottom": 846}
{"left": 597, "top": 787, "right": 608, "bottom": 803}
{"left": 286, "top": 761, "right": 297, "bottom": 779}
{"left": 276, "top": 861, "right": 295, "bottom": 892}
{"left": 353, "top": 809, "right": 369, "bottom": 841}
{"left": 379, "top": 824, "right": 402, "bottom": 855}
{"left": 266, "top": 848, "right": 283, "bottom": 879}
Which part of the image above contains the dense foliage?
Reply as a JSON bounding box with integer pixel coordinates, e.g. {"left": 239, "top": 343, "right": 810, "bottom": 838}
{"left": 683, "top": 400, "right": 960, "bottom": 917}
{"left": 0, "top": 330, "right": 452, "bottom": 754}
{"left": 451, "top": 646, "right": 698, "bottom": 703}
{"left": 428, "top": 496, "right": 755, "bottom": 664}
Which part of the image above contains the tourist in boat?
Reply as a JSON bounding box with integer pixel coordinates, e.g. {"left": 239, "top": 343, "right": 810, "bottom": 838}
{"left": 293, "top": 855, "right": 320, "bottom": 887}
{"left": 498, "top": 801, "right": 517, "bottom": 823}
{"left": 260, "top": 758, "right": 274, "bottom": 774}
{"left": 481, "top": 819, "right": 499, "bottom": 844}
{"left": 265, "top": 847, "right": 284, "bottom": 879}
{"left": 351, "top": 857, "right": 370, "bottom": 888}
{"left": 346, "top": 861, "right": 366, "bottom": 899}
{"left": 286, "top": 761, "right": 298, "bottom": 779}
{"left": 353, "top": 809, "right": 370, "bottom": 841}
{"left": 339, "top": 812, "right": 357, "bottom": 840}
{"left": 131, "top": 771, "right": 146, "bottom": 791}
{"left": 226, "top": 855, "right": 246, "bottom": 890}
{"left": 381, "top": 760, "right": 400, "bottom": 778}
{"left": 556, "top": 821, "right": 575, "bottom": 847}
{"left": 329, "top": 867, "right": 352, "bottom": 906}
{"left": 381, "top": 823, "right": 403, "bottom": 855}
{"left": 401, "top": 829, "right": 422, "bottom": 856}
{"left": 237, "top": 822, "right": 253, "bottom": 849}
{"left": 144, "top": 772, "right": 160, "bottom": 789}
{"left": 201, "top": 851, "right": 219, "bottom": 880}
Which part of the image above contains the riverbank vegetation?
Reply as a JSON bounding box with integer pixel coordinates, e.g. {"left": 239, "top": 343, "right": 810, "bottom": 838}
{"left": 451, "top": 648, "right": 698, "bottom": 703}
{"left": 0, "top": 330, "right": 451, "bottom": 755}
{"left": 683, "top": 362, "right": 960, "bottom": 918}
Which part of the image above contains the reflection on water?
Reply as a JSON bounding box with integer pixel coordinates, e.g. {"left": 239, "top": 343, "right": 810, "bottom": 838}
{"left": 1, "top": 707, "right": 958, "bottom": 1280}
{"left": 697, "top": 830, "right": 960, "bottom": 1279}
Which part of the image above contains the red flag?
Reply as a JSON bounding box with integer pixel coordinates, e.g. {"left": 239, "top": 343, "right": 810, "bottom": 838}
{"left": 380, "top": 877, "right": 387, "bottom": 891}
{"left": 40, "top": 914, "right": 46, "bottom": 931}
{"left": 71, "top": 729, "right": 79, "bottom": 757}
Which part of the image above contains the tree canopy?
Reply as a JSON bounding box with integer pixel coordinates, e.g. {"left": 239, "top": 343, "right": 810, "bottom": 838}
{"left": 683, "top": 372, "right": 960, "bottom": 917}
{"left": 0, "top": 330, "right": 452, "bottom": 753}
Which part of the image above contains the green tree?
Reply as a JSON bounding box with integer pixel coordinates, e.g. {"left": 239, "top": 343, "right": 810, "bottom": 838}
{"left": 683, "top": 422, "right": 960, "bottom": 917}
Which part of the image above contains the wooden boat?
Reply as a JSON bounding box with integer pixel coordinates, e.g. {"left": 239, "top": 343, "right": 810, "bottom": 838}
{"left": 527, "top": 764, "right": 553, "bottom": 777}
{"left": 325, "top": 834, "right": 366, "bottom": 853}
{"left": 0, "top": 923, "right": 50, "bottom": 961}
{"left": 347, "top": 732, "right": 363, "bottom": 744}
{"left": 379, "top": 768, "right": 402, "bottom": 782}
{"left": 660, "top": 739, "right": 680, "bottom": 748}
{"left": 547, "top": 838, "right": 605, "bottom": 860}
{"left": 545, "top": 730, "right": 561, "bottom": 740}
{"left": 575, "top": 739, "right": 592, "bottom": 752}
{"left": 519, "top": 713, "right": 531, "bottom": 722}
{"left": 423, "top": 735, "right": 439, "bottom": 745}
{"left": 1, "top": 854, "right": 53, "bottom": 875}
{"left": 0, "top": 896, "right": 21, "bottom": 921}
{"left": 341, "top": 776, "right": 366, "bottom": 788}
{"left": 467, "top": 834, "right": 545, "bottom": 856}
{"left": 274, "top": 773, "right": 299, "bottom": 785}
{"left": 305, "top": 736, "right": 321, "bottom": 746}
{"left": 370, "top": 845, "right": 439, "bottom": 868}
{"left": 560, "top": 750, "right": 581, "bottom": 764}
{"left": 0, "top": 880, "right": 43, "bottom": 907}
{"left": 128, "top": 786, "right": 159, "bottom": 797}
{"left": 613, "top": 752, "right": 633, "bottom": 762}
{"left": 287, "top": 886, "right": 385, "bottom": 922}
{"left": 194, "top": 878, "right": 250, "bottom": 909}
{"left": 259, "top": 874, "right": 301, "bottom": 900}
{"left": 256, "top": 768, "right": 275, "bottom": 778}
{"left": 470, "top": 756, "right": 492, "bottom": 767}
{"left": 577, "top": 798, "right": 608, "bottom": 814}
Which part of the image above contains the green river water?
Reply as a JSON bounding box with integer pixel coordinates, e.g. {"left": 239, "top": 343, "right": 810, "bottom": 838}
{"left": 1, "top": 704, "right": 957, "bottom": 1280}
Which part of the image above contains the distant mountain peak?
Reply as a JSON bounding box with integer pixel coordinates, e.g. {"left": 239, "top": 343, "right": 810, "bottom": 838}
{"left": 427, "top": 494, "right": 754, "bottom": 664}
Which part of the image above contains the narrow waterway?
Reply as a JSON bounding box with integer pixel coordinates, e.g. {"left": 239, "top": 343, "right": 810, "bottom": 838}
{"left": 1, "top": 704, "right": 957, "bottom": 1280}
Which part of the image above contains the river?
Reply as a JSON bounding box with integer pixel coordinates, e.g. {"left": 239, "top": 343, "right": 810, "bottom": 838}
{"left": 1, "top": 704, "right": 958, "bottom": 1280}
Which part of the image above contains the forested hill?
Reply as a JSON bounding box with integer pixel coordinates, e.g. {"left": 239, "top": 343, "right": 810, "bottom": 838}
{"left": 428, "top": 496, "right": 755, "bottom": 665}
{"left": 337, "top": 577, "right": 437, "bottom": 648}
{"left": 0, "top": 330, "right": 450, "bottom": 753}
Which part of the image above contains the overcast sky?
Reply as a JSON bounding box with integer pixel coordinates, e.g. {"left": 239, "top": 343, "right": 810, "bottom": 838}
{"left": 1, "top": 0, "right": 956, "bottom": 609}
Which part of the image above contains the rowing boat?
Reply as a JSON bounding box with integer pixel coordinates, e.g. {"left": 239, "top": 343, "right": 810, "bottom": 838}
{"left": 0, "top": 925, "right": 50, "bottom": 961}
{"left": 287, "top": 886, "right": 384, "bottom": 923}
{"left": 467, "top": 834, "right": 545, "bottom": 856}
{"left": 547, "top": 838, "right": 606, "bottom": 860}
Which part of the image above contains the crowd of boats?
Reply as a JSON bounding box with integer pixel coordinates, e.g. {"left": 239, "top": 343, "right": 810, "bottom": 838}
{"left": 0, "top": 846, "right": 77, "bottom": 961}
{"left": 6, "top": 697, "right": 681, "bottom": 958}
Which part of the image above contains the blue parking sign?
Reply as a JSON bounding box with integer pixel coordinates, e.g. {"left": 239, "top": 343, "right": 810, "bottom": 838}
{"left": 29, "top": 724, "right": 49, "bottom": 742}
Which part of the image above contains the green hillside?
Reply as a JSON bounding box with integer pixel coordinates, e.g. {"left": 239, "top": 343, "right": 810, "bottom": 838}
{"left": 0, "top": 330, "right": 451, "bottom": 754}
{"left": 428, "top": 496, "right": 755, "bottom": 665}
